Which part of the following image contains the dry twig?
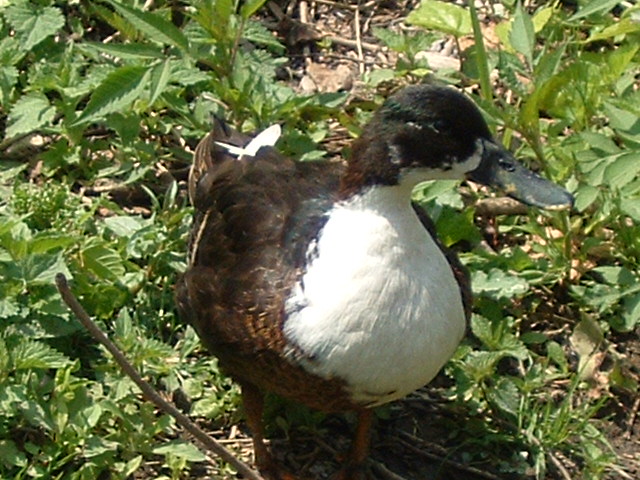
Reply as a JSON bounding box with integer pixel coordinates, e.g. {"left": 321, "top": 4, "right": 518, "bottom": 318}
{"left": 55, "top": 273, "right": 263, "bottom": 480}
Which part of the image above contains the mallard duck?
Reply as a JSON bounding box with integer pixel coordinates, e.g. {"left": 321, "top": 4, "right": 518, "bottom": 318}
{"left": 176, "top": 84, "right": 573, "bottom": 479}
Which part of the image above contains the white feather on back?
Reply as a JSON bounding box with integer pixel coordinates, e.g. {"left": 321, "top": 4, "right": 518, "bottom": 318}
{"left": 215, "top": 124, "right": 282, "bottom": 159}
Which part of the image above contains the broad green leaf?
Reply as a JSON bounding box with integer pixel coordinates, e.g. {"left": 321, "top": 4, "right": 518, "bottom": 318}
{"left": 153, "top": 441, "right": 206, "bottom": 462}
{"left": 547, "top": 341, "right": 568, "bottom": 370}
{"left": 573, "top": 184, "right": 600, "bottom": 212}
{"left": 6, "top": 93, "right": 55, "bottom": 138}
{"left": 587, "top": 17, "right": 640, "bottom": 42}
{"left": 603, "top": 153, "right": 640, "bottom": 189}
{"left": 149, "top": 60, "right": 172, "bottom": 105}
{"left": 510, "top": 1, "right": 535, "bottom": 67}
{"left": 620, "top": 197, "right": 640, "bottom": 222}
{"left": 84, "top": 436, "right": 121, "bottom": 458}
{"left": 81, "top": 244, "right": 126, "bottom": 280}
{"left": 240, "top": 0, "right": 268, "bottom": 20}
{"left": 72, "top": 65, "right": 150, "bottom": 126}
{"left": 4, "top": 1, "right": 64, "bottom": 51}
{"left": 407, "top": 0, "right": 472, "bottom": 37}
{"left": 472, "top": 269, "right": 530, "bottom": 300}
{"left": 104, "top": 216, "right": 149, "bottom": 237}
{"left": 486, "top": 377, "right": 519, "bottom": 418}
{"left": 532, "top": 5, "right": 555, "bottom": 33}
{"left": 23, "top": 252, "right": 71, "bottom": 285}
{"left": 620, "top": 293, "right": 640, "bottom": 332}
{"left": 108, "top": 0, "right": 189, "bottom": 52}
{"left": 0, "top": 440, "right": 27, "bottom": 468}
{"left": 0, "top": 65, "right": 19, "bottom": 105}
{"left": 12, "top": 340, "right": 71, "bottom": 370}
{"left": 30, "top": 233, "right": 77, "bottom": 255}
{"left": 604, "top": 101, "right": 640, "bottom": 132}
{"left": 569, "top": 0, "right": 620, "bottom": 21}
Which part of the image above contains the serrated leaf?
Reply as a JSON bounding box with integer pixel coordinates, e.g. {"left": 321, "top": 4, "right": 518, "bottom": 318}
{"left": 406, "top": 0, "right": 471, "bottom": 38}
{"left": 487, "top": 377, "right": 519, "bottom": 418}
{"left": 510, "top": 1, "right": 535, "bottom": 67}
{"left": 149, "top": 60, "right": 172, "bottom": 105}
{"left": 108, "top": 0, "right": 189, "bottom": 52}
{"left": 4, "top": 1, "right": 64, "bottom": 51}
{"left": 12, "top": 340, "right": 71, "bottom": 370}
{"left": 6, "top": 93, "right": 56, "bottom": 138}
{"left": 72, "top": 65, "right": 150, "bottom": 126}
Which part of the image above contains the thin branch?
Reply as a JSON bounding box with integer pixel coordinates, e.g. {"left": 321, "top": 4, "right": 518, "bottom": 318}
{"left": 55, "top": 273, "right": 263, "bottom": 480}
{"left": 354, "top": 2, "right": 365, "bottom": 75}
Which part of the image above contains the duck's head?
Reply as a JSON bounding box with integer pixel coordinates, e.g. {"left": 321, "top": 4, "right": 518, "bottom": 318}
{"left": 343, "top": 84, "right": 573, "bottom": 210}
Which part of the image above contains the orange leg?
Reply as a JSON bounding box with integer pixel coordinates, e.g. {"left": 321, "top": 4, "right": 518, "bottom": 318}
{"left": 333, "top": 409, "right": 374, "bottom": 480}
{"left": 241, "top": 382, "right": 297, "bottom": 480}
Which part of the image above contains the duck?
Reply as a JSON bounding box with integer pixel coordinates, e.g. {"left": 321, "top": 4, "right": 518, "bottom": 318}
{"left": 176, "top": 84, "right": 573, "bottom": 479}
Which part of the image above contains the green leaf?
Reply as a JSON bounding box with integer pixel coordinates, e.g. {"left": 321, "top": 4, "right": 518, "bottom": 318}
{"left": 80, "top": 41, "right": 165, "bottom": 60}
{"left": 0, "top": 440, "right": 27, "bottom": 468}
{"left": 620, "top": 197, "right": 640, "bottom": 222}
{"left": 240, "top": 0, "right": 269, "bottom": 20}
{"left": 573, "top": 185, "right": 600, "bottom": 212}
{"left": 153, "top": 441, "right": 206, "bottom": 462}
{"left": 472, "top": 269, "right": 530, "bottom": 300}
{"left": 22, "top": 252, "right": 71, "bottom": 285}
{"left": 81, "top": 244, "right": 126, "bottom": 280}
{"left": 149, "top": 60, "right": 172, "bottom": 105}
{"left": 587, "top": 17, "right": 640, "bottom": 42}
{"left": 532, "top": 5, "right": 555, "bottom": 33}
{"left": 486, "top": 377, "right": 519, "bottom": 418}
{"left": 30, "top": 233, "right": 77, "bottom": 255}
{"left": 406, "top": 0, "right": 472, "bottom": 38}
{"left": 12, "top": 340, "right": 71, "bottom": 370}
{"left": 0, "top": 65, "right": 19, "bottom": 105}
{"left": 104, "top": 216, "right": 149, "bottom": 237}
{"left": 603, "top": 152, "right": 640, "bottom": 189}
{"left": 72, "top": 65, "right": 150, "bottom": 126}
{"left": 108, "top": 0, "right": 189, "bottom": 52}
{"left": 4, "top": 1, "right": 64, "bottom": 51}
{"left": 569, "top": 0, "right": 620, "bottom": 21}
{"left": 6, "top": 93, "right": 56, "bottom": 138}
{"left": 510, "top": 1, "right": 535, "bottom": 67}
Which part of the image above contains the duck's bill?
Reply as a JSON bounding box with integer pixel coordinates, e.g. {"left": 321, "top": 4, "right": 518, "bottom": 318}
{"left": 467, "top": 140, "right": 574, "bottom": 210}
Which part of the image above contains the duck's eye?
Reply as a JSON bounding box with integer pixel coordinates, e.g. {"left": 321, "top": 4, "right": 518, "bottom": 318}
{"left": 498, "top": 157, "right": 516, "bottom": 172}
{"left": 431, "top": 119, "right": 450, "bottom": 133}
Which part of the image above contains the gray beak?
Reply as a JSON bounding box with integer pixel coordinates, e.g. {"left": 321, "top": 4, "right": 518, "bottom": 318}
{"left": 467, "top": 140, "right": 574, "bottom": 210}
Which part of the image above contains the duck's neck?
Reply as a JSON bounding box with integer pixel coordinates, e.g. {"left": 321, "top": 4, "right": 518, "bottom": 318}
{"left": 339, "top": 135, "right": 400, "bottom": 199}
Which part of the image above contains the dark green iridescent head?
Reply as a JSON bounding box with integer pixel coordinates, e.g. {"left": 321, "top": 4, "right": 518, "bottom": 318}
{"left": 345, "top": 84, "right": 573, "bottom": 210}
